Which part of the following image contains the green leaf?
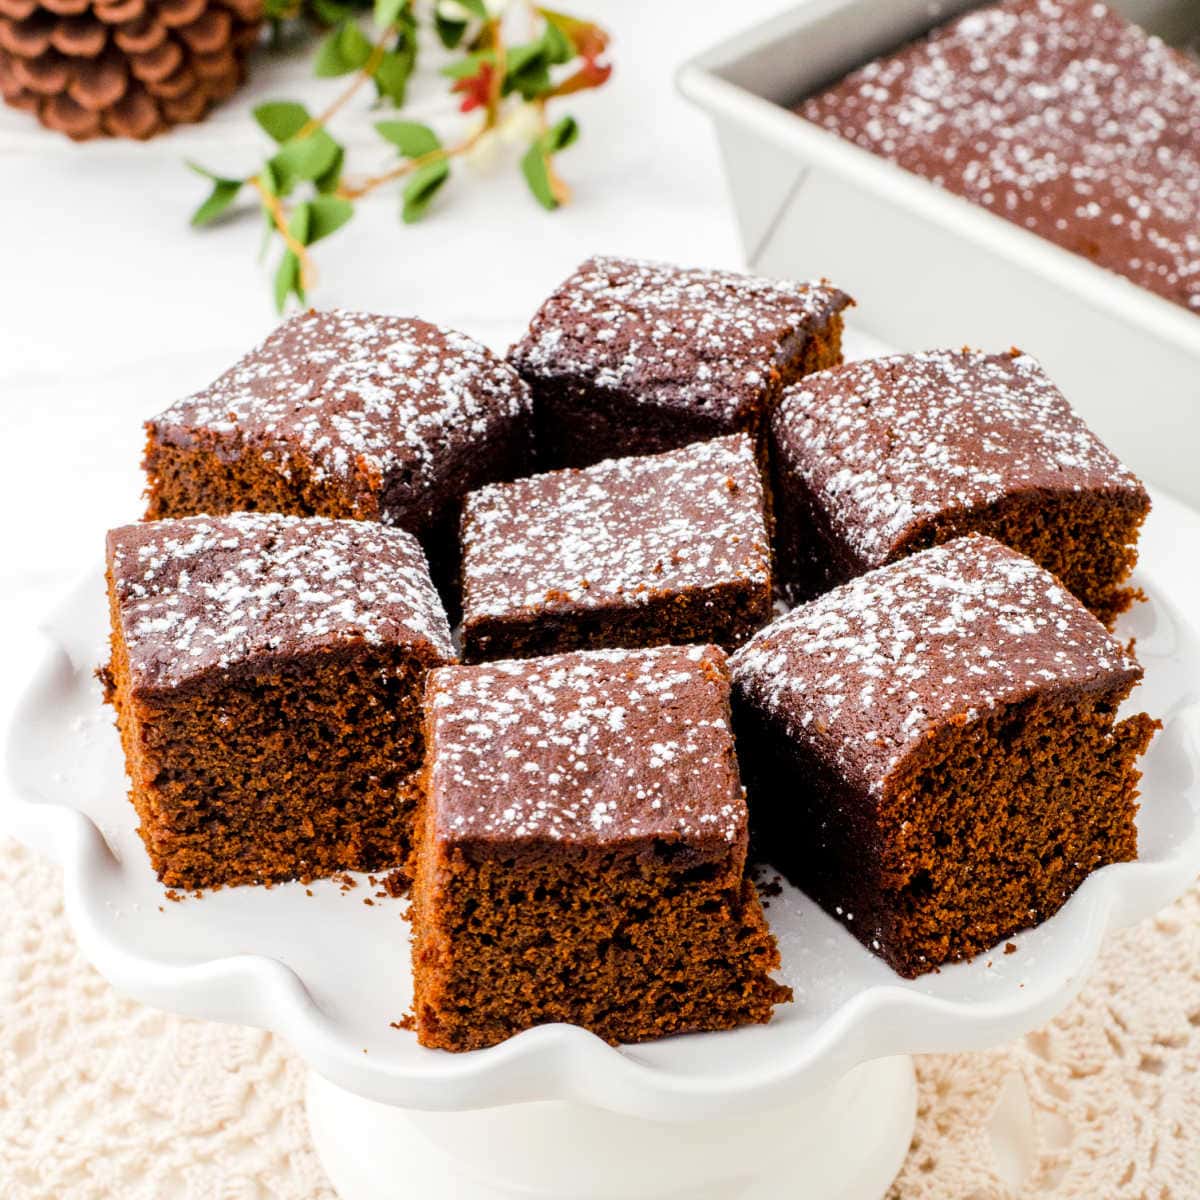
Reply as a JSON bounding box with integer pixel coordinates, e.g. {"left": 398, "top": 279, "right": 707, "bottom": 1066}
{"left": 506, "top": 63, "right": 551, "bottom": 100}
{"left": 312, "top": 23, "right": 354, "bottom": 76}
{"left": 268, "top": 128, "right": 342, "bottom": 194}
{"left": 441, "top": 49, "right": 493, "bottom": 79}
{"left": 190, "top": 177, "right": 242, "bottom": 226}
{"left": 310, "top": 0, "right": 365, "bottom": 23}
{"left": 314, "top": 20, "right": 372, "bottom": 77}
{"left": 401, "top": 158, "right": 450, "bottom": 223}
{"left": 520, "top": 140, "right": 556, "bottom": 210}
{"left": 372, "top": 44, "right": 414, "bottom": 105}
{"left": 288, "top": 200, "right": 313, "bottom": 245}
{"left": 543, "top": 113, "right": 579, "bottom": 153}
{"left": 375, "top": 119, "right": 440, "bottom": 158}
{"left": 434, "top": 11, "right": 467, "bottom": 47}
{"left": 187, "top": 160, "right": 231, "bottom": 182}
{"left": 520, "top": 118, "right": 577, "bottom": 211}
{"left": 314, "top": 143, "right": 344, "bottom": 194}
{"left": 537, "top": 8, "right": 608, "bottom": 59}
{"left": 540, "top": 19, "right": 572, "bottom": 64}
{"left": 274, "top": 250, "right": 303, "bottom": 312}
{"left": 503, "top": 21, "right": 574, "bottom": 100}
{"left": 374, "top": 0, "right": 405, "bottom": 26}
{"left": 453, "top": 0, "right": 488, "bottom": 18}
{"left": 253, "top": 101, "right": 310, "bottom": 143}
{"left": 504, "top": 39, "right": 545, "bottom": 79}
{"left": 307, "top": 194, "right": 354, "bottom": 243}
{"left": 503, "top": 39, "right": 551, "bottom": 99}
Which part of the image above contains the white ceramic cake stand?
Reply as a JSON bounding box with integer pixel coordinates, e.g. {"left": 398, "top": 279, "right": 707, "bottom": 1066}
{"left": 5, "top": 490, "right": 1200, "bottom": 1200}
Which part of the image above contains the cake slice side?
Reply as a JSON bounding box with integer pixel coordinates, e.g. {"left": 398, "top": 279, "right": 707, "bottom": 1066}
{"left": 102, "top": 513, "right": 455, "bottom": 889}
{"left": 105, "top": 626, "right": 437, "bottom": 888}
{"left": 143, "top": 425, "right": 381, "bottom": 524}
{"left": 770, "top": 349, "right": 1150, "bottom": 624}
{"left": 411, "top": 644, "right": 791, "bottom": 1050}
{"left": 731, "top": 536, "right": 1157, "bottom": 977}
{"left": 735, "top": 672, "right": 1156, "bottom": 977}
{"left": 508, "top": 256, "right": 851, "bottom": 470}
{"left": 143, "top": 310, "right": 533, "bottom": 550}
{"left": 412, "top": 835, "right": 788, "bottom": 1051}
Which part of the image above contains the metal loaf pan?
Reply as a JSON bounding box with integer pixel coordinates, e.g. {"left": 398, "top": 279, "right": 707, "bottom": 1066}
{"left": 678, "top": 0, "right": 1200, "bottom": 507}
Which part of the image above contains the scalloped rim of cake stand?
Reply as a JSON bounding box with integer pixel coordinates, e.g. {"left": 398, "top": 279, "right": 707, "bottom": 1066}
{"left": 4, "top": 492, "right": 1200, "bottom": 1123}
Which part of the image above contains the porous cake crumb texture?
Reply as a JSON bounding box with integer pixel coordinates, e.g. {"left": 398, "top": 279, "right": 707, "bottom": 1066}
{"left": 102, "top": 512, "right": 455, "bottom": 889}
{"left": 732, "top": 537, "right": 1157, "bottom": 976}
{"left": 144, "top": 309, "right": 532, "bottom": 540}
{"left": 771, "top": 348, "right": 1149, "bottom": 623}
{"left": 413, "top": 644, "right": 791, "bottom": 1050}
{"left": 508, "top": 255, "right": 851, "bottom": 468}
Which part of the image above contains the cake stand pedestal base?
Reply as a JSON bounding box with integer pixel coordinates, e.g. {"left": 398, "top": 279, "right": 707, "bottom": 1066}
{"left": 306, "top": 1054, "right": 916, "bottom": 1200}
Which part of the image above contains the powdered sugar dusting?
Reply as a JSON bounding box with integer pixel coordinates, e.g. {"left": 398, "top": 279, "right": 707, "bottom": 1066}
{"left": 150, "top": 310, "right": 531, "bottom": 530}
{"left": 508, "top": 256, "right": 851, "bottom": 423}
{"left": 109, "top": 512, "right": 455, "bottom": 691}
{"left": 731, "top": 536, "right": 1140, "bottom": 795}
{"left": 427, "top": 644, "right": 746, "bottom": 845}
{"left": 774, "top": 349, "right": 1144, "bottom": 567}
{"left": 799, "top": 0, "right": 1200, "bottom": 312}
{"left": 461, "top": 434, "right": 770, "bottom": 619}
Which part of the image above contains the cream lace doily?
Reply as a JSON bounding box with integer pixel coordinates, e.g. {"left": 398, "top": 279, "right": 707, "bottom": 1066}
{"left": 1, "top": 835, "right": 1196, "bottom": 1198}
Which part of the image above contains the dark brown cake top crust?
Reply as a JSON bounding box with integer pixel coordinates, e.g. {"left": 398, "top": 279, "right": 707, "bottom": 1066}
{"left": 798, "top": 0, "right": 1200, "bottom": 313}
{"left": 730, "top": 536, "right": 1141, "bottom": 796}
{"left": 460, "top": 435, "right": 769, "bottom": 619}
{"left": 107, "top": 512, "right": 455, "bottom": 693}
{"left": 149, "top": 310, "right": 531, "bottom": 528}
{"left": 773, "top": 349, "right": 1146, "bottom": 568}
{"left": 425, "top": 644, "right": 746, "bottom": 848}
{"left": 508, "top": 256, "right": 852, "bottom": 422}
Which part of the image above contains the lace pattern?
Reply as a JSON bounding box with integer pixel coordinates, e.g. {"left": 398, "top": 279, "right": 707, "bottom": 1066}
{"left": 1, "top": 836, "right": 1196, "bottom": 1198}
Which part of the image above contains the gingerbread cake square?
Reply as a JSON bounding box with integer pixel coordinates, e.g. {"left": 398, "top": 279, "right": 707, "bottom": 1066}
{"left": 770, "top": 349, "right": 1149, "bottom": 624}
{"left": 459, "top": 435, "right": 772, "bottom": 662}
{"left": 102, "top": 512, "right": 455, "bottom": 889}
{"left": 508, "top": 255, "right": 852, "bottom": 469}
{"left": 797, "top": 0, "right": 1200, "bottom": 313}
{"left": 731, "top": 536, "right": 1157, "bottom": 978}
{"left": 143, "top": 310, "right": 532, "bottom": 577}
{"left": 412, "top": 643, "right": 790, "bottom": 1051}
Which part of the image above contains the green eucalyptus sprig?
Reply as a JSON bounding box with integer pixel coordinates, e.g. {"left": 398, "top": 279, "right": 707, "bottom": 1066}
{"left": 188, "top": 0, "right": 611, "bottom": 311}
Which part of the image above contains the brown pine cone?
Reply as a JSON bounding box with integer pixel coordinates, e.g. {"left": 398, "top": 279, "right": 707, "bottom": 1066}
{"left": 0, "top": 0, "right": 263, "bottom": 140}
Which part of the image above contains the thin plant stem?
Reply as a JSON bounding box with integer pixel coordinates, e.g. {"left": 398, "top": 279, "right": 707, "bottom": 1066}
{"left": 336, "top": 125, "right": 487, "bottom": 200}
{"left": 297, "top": 24, "right": 397, "bottom": 140}
{"left": 250, "top": 174, "right": 315, "bottom": 292}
